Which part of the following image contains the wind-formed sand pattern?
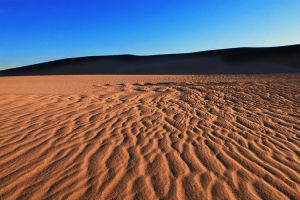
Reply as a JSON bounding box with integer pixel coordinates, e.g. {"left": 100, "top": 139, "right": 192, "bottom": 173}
{"left": 0, "top": 74, "right": 299, "bottom": 200}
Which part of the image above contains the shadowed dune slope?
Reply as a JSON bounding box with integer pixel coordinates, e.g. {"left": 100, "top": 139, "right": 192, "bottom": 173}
{"left": 1, "top": 45, "right": 300, "bottom": 76}
{"left": 0, "top": 74, "right": 299, "bottom": 200}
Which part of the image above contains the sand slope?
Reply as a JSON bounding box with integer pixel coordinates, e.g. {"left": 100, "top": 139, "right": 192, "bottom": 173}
{"left": 1, "top": 45, "right": 300, "bottom": 76}
{"left": 0, "top": 74, "right": 299, "bottom": 200}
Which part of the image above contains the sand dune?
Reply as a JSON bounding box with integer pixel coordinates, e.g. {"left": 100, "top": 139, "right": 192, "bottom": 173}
{"left": 1, "top": 45, "right": 300, "bottom": 76}
{"left": 0, "top": 74, "right": 299, "bottom": 200}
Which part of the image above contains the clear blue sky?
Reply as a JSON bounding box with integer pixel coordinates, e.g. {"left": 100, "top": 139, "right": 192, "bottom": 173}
{"left": 1, "top": 0, "right": 300, "bottom": 69}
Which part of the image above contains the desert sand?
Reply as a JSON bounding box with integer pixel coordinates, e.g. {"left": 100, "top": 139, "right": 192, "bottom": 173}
{"left": 0, "top": 74, "right": 299, "bottom": 200}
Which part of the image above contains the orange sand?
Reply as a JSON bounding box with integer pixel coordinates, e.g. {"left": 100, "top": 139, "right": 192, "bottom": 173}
{"left": 0, "top": 74, "right": 299, "bottom": 200}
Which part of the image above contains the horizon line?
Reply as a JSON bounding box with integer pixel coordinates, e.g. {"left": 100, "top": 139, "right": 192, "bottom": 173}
{"left": 1, "top": 43, "right": 300, "bottom": 70}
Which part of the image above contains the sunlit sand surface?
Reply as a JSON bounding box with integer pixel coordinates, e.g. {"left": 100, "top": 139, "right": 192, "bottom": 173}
{"left": 0, "top": 74, "right": 299, "bottom": 200}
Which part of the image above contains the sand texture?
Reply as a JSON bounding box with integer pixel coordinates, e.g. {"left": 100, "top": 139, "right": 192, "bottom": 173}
{"left": 0, "top": 74, "right": 299, "bottom": 200}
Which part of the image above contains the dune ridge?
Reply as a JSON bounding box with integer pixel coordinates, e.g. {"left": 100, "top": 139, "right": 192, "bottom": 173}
{"left": 0, "top": 74, "right": 299, "bottom": 200}
{"left": 1, "top": 44, "right": 300, "bottom": 76}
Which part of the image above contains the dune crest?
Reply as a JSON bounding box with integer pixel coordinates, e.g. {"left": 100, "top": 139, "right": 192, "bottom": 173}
{"left": 0, "top": 74, "right": 299, "bottom": 200}
{"left": 1, "top": 44, "right": 300, "bottom": 76}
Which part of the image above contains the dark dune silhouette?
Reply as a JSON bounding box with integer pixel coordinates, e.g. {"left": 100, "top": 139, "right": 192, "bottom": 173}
{"left": 1, "top": 44, "right": 300, "bottom": 76}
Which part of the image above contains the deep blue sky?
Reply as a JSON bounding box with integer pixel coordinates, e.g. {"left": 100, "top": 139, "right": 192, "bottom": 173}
{"left": 1, "top": 0, "right": 300, "bottom": 69}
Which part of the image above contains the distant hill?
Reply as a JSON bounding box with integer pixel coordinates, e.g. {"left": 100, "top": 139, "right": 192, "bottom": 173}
{"left": 1, "top": 45, "right": 300, "bottom": 76}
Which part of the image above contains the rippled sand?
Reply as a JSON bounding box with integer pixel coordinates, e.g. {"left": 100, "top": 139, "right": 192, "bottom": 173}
{"left": 0, "top": 74, "right": 299, "bottom": 200}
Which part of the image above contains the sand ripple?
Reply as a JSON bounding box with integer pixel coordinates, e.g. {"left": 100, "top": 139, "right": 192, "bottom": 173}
{"left": 0, "top": 77, "right": 299, "bottom": 200}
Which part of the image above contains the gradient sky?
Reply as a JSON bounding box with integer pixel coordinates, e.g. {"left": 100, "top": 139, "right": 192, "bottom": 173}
{"left": 1, "top": 0, "right": 300, "bottom": 69}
